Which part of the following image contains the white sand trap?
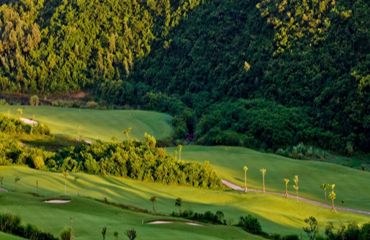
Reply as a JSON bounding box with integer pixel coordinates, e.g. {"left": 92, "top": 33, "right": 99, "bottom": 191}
{"left": 44, "top": 199, "right": 71, "bottom": 204}
{"left": 148, "top": 221, "right": 173, "bottom": 225}
{"left": 147, "top": 220, "right": 203, "bottom": 226}
{"left": 186, "top": 222, "right": 202, "bottom": 226}
{"left": 20, "top": 118, "right": 38, "bottom": 126}
{"left": 0, "top": 187, "right": 8, "bottom": 192}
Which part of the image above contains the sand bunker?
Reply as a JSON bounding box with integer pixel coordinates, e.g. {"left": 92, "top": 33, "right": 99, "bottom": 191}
{"left": 20, "top": 118, "right": 38, "bottom": 126}
{"left": 44, "top": 199, "right": 71, "bottom": 204}
{"left": 147, "top": 220, "right": 203, "bottom": 226}
{"left": 147, "top": 221, "right": 173, "bottom": 225}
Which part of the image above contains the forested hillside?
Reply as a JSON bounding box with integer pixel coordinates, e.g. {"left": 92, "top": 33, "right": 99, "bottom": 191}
{"left": 0, "top": 0, "right": 369, "bottom": 153}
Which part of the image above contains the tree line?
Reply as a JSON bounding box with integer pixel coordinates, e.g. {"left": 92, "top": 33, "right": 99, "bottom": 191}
{"left": 1, "top": 0, "right": 369, "bottom": 153}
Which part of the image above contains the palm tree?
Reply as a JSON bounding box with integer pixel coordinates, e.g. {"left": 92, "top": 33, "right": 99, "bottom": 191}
{"left": 293, "top": 175, "right": 299, "bottom": 201}
{"left": 178, "top": 144, "right": 183, "bottom": 161}
{"left": 329, "top": 184, "right": 336, "bottom": 211}
{"left": 123, "top": 127, "right": 132, "bottom": 141}
{"left": 150, "top": 196, "right": 157, "bottom": 212}
{"left": 101, "top": 227, "right": 107, "bottom": 240}
{"left": 60, "top": 228, "right": 73, "bottom": 240}
{"left": 113, "top": 232, "right": 119, "bottom": 240}
{"left": 126, "top": 228, "right": 137, "bottom": 240}
{"left": 63, "top": 171, "right": 68, "bottom": 195}
{"left": 320, "top": 183, "right": 328, "bottom": 201}
{"left": 260, "top": 168, "right": 267, "bottom": 193}
{"left": 14, "top": 176, "right": 21, "bottom": 192}
{"left": 16, "top": 108, "right": 23, "bottom": 118}
{"left": 284, "top": 178, "right": 290, "bottom": 198}
{"left": 243, "top": 166, "right": 249, "bottom": 192}
{"left": 175, "top": 197, "right": 182, "bottom": 213}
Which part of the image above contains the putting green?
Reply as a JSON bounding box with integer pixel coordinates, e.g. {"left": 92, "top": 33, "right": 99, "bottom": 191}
{"left": 0, "top": 166, "right": 368, "bottom": 237}
{"left": 0, "top": 106, "right": 173, "bottom": 141}
{"left": 168, "top": 145, "right": 370, "bottom": 211}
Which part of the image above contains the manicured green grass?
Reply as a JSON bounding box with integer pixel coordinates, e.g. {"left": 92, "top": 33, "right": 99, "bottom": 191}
{"left": 0, "top": 232, "right": 25, "bottom": 240}
{"left": 1, "top": 166, "right": 368, "bottom": 237}
{"left": 168, "top": 145, "right": 370, "bottom": 211}
{"left": 0, "top": 106, "right": 173, "bottom": 141}
{"left": 0, "top": 192, "right": 257, "bottom": 240}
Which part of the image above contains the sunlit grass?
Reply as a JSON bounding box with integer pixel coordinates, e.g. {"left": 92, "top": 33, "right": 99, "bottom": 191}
{"left": 0, "top": 106, "right": 173, "bottom": 141}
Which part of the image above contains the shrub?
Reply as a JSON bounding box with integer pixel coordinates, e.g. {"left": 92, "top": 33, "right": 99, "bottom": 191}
{"left": 282, "top": 235, "right": 300, "bottom": 240}
{"left": 0, "top": 99, "right": 8, "bottom": 105}
{"left": 60, "top": 228, "right": 73, "bottom": 240}
{"left": 86, "top": 101, "right": 98, "bottom": 109}
{"left": 0, "top": 213, "right": 57, "bottom": 240}
{"left": 29, "top": 95, "right": 39, "bottom": 106}
{"left": 238, "top": 215, "right": 263, "bottom": 235}
{"left": 360, "top": 223, "right": 370, "bottom": 240}
{"left": 125, "top": 229, "right": 137, "bottom": 240}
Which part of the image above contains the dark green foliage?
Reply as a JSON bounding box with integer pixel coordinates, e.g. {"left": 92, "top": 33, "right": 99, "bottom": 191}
{"left": 60, "top": 228, "right": 73, "bottom": 240}
{"left": 55, "top": 136, "right": 221, "bottom": 189}
{"left": 171, "top": 210, "right": 226, "bottom": 225}
{"left": 0, "top": 0, "right": 205, "bottom": 93}
{"left": 238, "top": 215, "right": 263, "bottom": 235}
{"left": 360, "top": 223, "right": 370, "bottom": 240}
{"left": 1, "top": 0, "right": 369, "bottom": 153}
{"left": 276, "top": 143, "right": 329, "bottom": 161}
{"left": 128, "top": 0, "right": 370, "bottom": 153}
{"left": 29, "top": 95, "right": 39, "bottom": 106}
{"left": 303, "top": 216, "right": 319, "bottom": 240}
{"left": 125, "top": 228, "right": 137, "bottom": 240}
{"left": 325, "top": 221, "right": 369, "bottom": 240}
{"left": 196, "top": 99, "right": 316, "bottom": 150}
{"left": 0, "top": 213, "right": 58, "bottom": 240}
{"left": 0, "top": 115, "right": 50, "bottom": 135}
{"left": 281, "top": 235, "right": 300, "bottom": 240}
{"left": 0, "top": 134, "right": 221, "bottom": 189}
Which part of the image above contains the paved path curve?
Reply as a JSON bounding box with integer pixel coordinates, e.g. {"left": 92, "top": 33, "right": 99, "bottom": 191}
{"left": 222, "top": 179, "right": 370, "bottom": 216}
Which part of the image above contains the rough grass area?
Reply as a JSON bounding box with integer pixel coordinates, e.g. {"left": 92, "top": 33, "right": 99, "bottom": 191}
{"left": 0, "top": 106, "right": 173, "bottom": 141}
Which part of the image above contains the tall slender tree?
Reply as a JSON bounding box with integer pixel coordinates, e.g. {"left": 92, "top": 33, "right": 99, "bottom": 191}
{"left": 178, "top": 144, "right": 183, "bottom": 161}
{"left": 320, "top": 183, "right": 328, "bottom": 201}
{"left": 293, "top": 175, "right": 299, "bottom": 201}
{"left": 329, "top": 184, "right": 336, "bottom": 212}
{"left": 243, "top": 165, "right": 249, "bottom": 192}
{"left": 101, "top": 227, "right": 107, "bottom": 240}
{"left": 284, "top": 178, "right": 290, "bottom": 198}
{"left": 259, "top": 168, "right": 267, "bottom": 193}
{"left": 150, "top": 196, "right": 157, "bottom": 212}
{"left": 63, "top": 171, "right": 68, "bottom": 195}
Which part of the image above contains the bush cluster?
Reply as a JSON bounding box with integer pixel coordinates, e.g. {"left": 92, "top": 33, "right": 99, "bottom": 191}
{"left": 171, "top": 210, "right": 226, "bottom": 225}
{"left": 276, "top": 143, "right": 329, "bottom": 161}
{"left": 0, "top": 213, "right": 57, "bottom": 240}
{"left": 0, "top": 115, "right": 50, "bottom": 135}
{"left": 53, "top": 135, "right": 221, "bottom": 189}
{"left": 0, "top": 134, "right": 221, "bottom": 189}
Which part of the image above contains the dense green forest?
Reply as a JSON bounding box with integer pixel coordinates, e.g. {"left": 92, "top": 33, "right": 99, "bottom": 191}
{"left": 0, "top": 0, "right": 369, "bottom": 153}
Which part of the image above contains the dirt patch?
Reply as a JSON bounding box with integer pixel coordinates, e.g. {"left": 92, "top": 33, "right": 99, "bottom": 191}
{"left": 0, "top": 187, "right": 8, "bottom": 192}
{"left": 44, "top": 199, "right": 71, "bottom": 204}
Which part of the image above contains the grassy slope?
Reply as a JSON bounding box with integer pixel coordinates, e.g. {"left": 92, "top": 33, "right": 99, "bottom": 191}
{"left": 0, "top": 192, "right": 257, "bottom": 240}
{"left": 0, "top": 166, "right": 368, "bottom": 237}
{"left": 167, "top": 146, "right": 370, "bottom": 211}
{"left": 0, "top": 232, "right": 25, "bottom": 240}
{"left": 0, "top": 106, "right": 173, "bottom": 141}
